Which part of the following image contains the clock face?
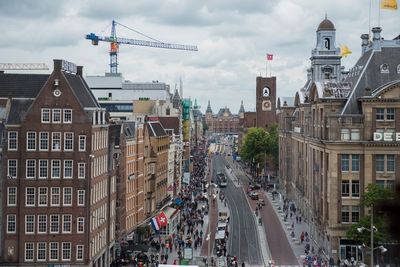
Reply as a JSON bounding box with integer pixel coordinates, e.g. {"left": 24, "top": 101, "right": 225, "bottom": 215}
{"left": 53, "top": 89, "right": 62, "bottom": 97}
{"left": 263, "top": 87, "right": 270, "bottom": 97}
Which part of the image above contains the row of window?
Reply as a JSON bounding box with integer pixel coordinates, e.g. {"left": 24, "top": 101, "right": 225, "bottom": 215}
{"left": 24, "top": 242, "right": 84, "bottom": 262}
{"left": 7, "top": 159, "right": 85, "bottom": 179}
{"left": 341, "top": 205, "right": 360, "bottom": 223}
{"left": 8, "top": 131, "right": 86, "bottom": 152}
{"left": 376, "top": 108, "right": 395, "bottom": 121}
{"left": 341, "top": 154, "right": 395, "bottom": 173}
{"left": 7, "top": 187, "right": 85, "bottom": 207}
{"left": 41, "top": 108, "right": 73, "bottom": 124}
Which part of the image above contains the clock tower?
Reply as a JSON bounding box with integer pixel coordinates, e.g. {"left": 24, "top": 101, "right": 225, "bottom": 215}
{"left": 256, "top": 76, "right": 277, "bottom": 128}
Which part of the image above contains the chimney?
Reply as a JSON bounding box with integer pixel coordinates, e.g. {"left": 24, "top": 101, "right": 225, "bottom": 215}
{"left": 77, "top": 66, "right": 83, "bottom": 76}
{"left": 53, "top": 59, "right": 62, "bottom": 71}
{"left": 360, "top": 34, "right": 369, "bottom": 55}
{"left": 372, "top": 27, "right": 382, "bottom": 42}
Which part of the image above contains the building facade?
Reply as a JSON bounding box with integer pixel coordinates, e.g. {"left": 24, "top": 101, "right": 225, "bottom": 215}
{"left": 1, "top": 60, "right": 114, "bottom": 266}
{"left": 205, "top": 101, "right": 240, "bottom": 134}
{"left": 278, "top": 20, "right": 400, "bottom": 262}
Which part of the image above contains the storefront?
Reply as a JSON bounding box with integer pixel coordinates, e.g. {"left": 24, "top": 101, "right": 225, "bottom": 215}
{"left": 158, "top": 207, "right": 180, "bottom": 237}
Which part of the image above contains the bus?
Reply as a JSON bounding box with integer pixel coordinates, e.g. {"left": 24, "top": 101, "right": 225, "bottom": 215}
{"left": 216, "top": 172, "right": 227, "bottom": 188}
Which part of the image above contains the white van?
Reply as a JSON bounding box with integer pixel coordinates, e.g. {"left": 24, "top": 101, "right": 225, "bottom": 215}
{"left": 217, "top": 222, "right": 228, "bottom": 232}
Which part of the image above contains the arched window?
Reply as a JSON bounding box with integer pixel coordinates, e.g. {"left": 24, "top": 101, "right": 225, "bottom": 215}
{"left": 324, "top": 38, "right": 331, "bottom": 50}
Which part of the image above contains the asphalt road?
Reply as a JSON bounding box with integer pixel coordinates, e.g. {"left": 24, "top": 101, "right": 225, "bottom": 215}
{"left": 212, "top": 155, "right": 263, "bottom": 266}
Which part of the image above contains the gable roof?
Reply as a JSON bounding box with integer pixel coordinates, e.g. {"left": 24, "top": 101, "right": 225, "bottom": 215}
{"left": 64, "top": 72, "right": 99, "bottom": 108}
{"left": 158, "top": 116, "right": 180, "bottom": 135}
{"left": 0, "top": 73, "right": 49, "bottom": 98}
{"left": 7, "top": 99, "right": 34, "bottom": 124}
{"left": 147, "top": 121, "right": 167, "bottom": 137}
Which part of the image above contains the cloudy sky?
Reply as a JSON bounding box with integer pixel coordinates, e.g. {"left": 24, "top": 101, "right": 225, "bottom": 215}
{"left": 0, "top": 0, "right": 398, "bottom": 113}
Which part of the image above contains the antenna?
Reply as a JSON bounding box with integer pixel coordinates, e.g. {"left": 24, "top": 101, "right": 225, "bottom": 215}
{"left": 179, "top": 77, "right": 183, "bottom": 98}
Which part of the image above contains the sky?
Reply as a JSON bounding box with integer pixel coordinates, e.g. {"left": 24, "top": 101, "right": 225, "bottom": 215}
{"left": 0, "top": 0, "right": 398, "bottom": 113}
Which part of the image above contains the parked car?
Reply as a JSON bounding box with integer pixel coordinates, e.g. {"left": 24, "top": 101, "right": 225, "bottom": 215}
{"left": 249, "top": 192, "right": 259, "bottom": 200}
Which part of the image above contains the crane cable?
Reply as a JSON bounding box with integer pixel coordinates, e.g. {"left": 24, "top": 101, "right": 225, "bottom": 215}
{"left": 115, "top": 21, "right": 163, "bottom": 44}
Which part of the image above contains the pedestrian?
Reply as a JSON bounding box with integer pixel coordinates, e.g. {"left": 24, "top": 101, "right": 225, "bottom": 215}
{"left": 296, "top": 216, "right": 299, "bottom": 223}
{"left": 301, "top": 232, "right": 305, "bottom": 243}
{"left": 165, "top": 254, "right": 169, "bottom": 263}
{"left": 300, "top": 216, "right": 302, "bottom": 223}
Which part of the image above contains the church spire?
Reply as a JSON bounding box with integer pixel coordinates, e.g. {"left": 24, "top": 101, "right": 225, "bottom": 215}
{"left": 239, "top": 100, "right": 245, "bottom": 114}
{"left": 206, "top": 100, "right": 213, "bottom": 114}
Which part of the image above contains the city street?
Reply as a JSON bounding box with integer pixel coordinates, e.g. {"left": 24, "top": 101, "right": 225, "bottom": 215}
{"left": 212, "top": 155, "right": 263, "bottom": 266}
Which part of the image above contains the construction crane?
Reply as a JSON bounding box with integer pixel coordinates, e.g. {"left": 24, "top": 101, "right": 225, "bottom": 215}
{"left": 86, "top": 20, "right": 198, "bottom": 73}
{"left": 0, "top": 63, "right": 49, "bottom": 70}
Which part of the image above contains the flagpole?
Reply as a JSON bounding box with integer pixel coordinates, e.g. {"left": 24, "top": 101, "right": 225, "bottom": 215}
{"left": 369, "top": 0, "right": 372, "bottom": 41}
{"left": 265, "top": 57, "right": 268, "bottom": 77}
{"left": 378, "top": 0, "right": 381, "bottom": 27}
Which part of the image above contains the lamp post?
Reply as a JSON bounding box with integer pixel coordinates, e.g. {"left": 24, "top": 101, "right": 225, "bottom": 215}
{"left": 357, "top": 206, "right": 381, "bottom": 267}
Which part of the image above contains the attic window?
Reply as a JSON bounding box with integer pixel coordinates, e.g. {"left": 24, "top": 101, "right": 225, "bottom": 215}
{"left": 380, "top": 64, "right": 389, "bottom": 74}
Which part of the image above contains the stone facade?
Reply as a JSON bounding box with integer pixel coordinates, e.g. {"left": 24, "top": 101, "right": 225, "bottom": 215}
{"left": 278, "top": 21, "right": 400, "bottom": 262}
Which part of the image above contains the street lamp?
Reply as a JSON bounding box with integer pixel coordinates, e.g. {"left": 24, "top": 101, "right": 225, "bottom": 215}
{"left": 357, "top": 222, "right": 384, "bottom": 267}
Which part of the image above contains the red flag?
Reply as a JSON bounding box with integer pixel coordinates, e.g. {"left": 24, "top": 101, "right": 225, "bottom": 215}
{"left": 266, "top": 54, "right": 273, "bottom": 61}
{"left": 156, "top": 211, "right": 168, "bottom": 228}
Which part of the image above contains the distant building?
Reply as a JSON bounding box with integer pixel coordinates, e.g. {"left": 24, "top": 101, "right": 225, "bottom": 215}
{"left": 204, "top": 101, "right": 241, "bottom": 134}
{"left": 278, "top": 19, "right": 400, "bottom": 263}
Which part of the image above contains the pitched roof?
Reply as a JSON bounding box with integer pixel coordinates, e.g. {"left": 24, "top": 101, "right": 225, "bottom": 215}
{"left": 0, "top": 73, "right": 49, "bottom": 98}
{"left": 342, "top": 46, "right": 400, "bottom": 114}
{"left": 7, "top": 99, "right": 34, "bottom": 124}
{"left": 158, "top": 116, "right": 180, "bottom": 135}
{"left": 123, "top": 121, "right": 136, "bottom": 138}
{"left": 147, "top": 121, "right": 167, "bottom": 137}
{"left": 64, "top": 72, "right": 99, "bottom": 108}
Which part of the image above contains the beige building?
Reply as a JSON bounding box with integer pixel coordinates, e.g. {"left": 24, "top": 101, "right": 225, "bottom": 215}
{"left": 278, "top": 21, "right": 400, "bottom": 263}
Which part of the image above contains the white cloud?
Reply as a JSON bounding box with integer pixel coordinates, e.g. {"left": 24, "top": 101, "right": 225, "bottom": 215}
{"left": 0, "top": 0, "right": 399, "bottom": 113}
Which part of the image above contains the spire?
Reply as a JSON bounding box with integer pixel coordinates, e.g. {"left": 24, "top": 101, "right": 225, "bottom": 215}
{"left": 239, "top": 100, "right": 245, "bottom": 114}
{"left": 194, "top": 98, "right": 198, "bottom": 109}
{"left": 206, "top": 100, "right": 213, "bottom": 114}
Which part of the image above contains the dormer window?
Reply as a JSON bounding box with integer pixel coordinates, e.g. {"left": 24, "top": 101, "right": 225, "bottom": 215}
{"left": 380, "top": 63, "right": 389, "bottom": 74}
{"left": 397, "top": 64, "right": 400, "bottom": 74}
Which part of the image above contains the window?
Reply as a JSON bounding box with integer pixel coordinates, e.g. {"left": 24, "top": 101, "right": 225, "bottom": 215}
{"left": 38, "top": 187, "right": 48, "bottom": 206}
{"left": 51, "top": 187, "right": 60, "bottom": 206}
{"left": 351, "top": 206, "right": 360, "bottom": 223}
{"left": 62, "top": 214, "right": 72, "bottom": 233}
{"left": 26, "top": 132, "right": 36, "bottom": 151}
{"left": 50, "top": 215, "right": 59, "bottom": 233}
{"left": 341, "top": 154, "right": 349, "bottom": 172}
{"left": 341, "top": 129, "right": 350, "bottom": 141}
{"left": 64, "top": 132, "right": 73, "bottom": 151}
{"left": 41, "top": 108, "right": 51, "bottom": 123}
{"left": 25, "top": 215, "right": 35, "bottom": 234}
{"left": 76, "top": 245, "right": 84, "bottom": 261}
{"left": 26, "top": 187, "right": 35, "bottom": 207}
{"left": 7, "top": 187, "right": 17, "bottom": 206}
{"left": 8, "top": 159, "right": 17, "bottom": 178}
{"left": 63, "top": 109, "right": 72, "bottom": 123}
{"left": 7, "top": 214, "right": 16, "bottom": 233}
{"left": 38, "top": 215, "right": 47, "bottom": 234}
{"left": 37, "top": 242, "right": 46, "bottom": 261}
{"left": 51, "top": 160, "right": 61, "bottom": 179}
{"left": 375, "top": 155, "right": 385, "bottom": 172}
{"left": 52, "top": 109, "right": 62, "bottom": 123}
{"left": 350, "top": 129, "right": 360, "bottom": 140}
{"left": 341, "top": 206, "right": 350, "bottom": 223}
{"left": 77, "top": 217, "right": 85, "bottom": 233}
{"left": 63, "top": 187, "right": 72, "bottom": 206}
{"left": 25, "top": 242, "right": 34, "bottom": 261}
{"left": 386, "top": 108, "right": 395, "bottom": 120}
{"left": 8, "top": 131, "right": 17, "bottom": 150}
{"left": 64, "top": 160, "right": 73, "bottom": 179}
{"left": 387, "top": 155, "right": 395, "bottom": 172}
{"left": 78, "top": 163, "right": 86, "bottom": 179}
{"left": 351, "top": 155, "right": 360, "bottom": 172}
{"left": 39, "top": 132, "right": 49, "bottom": 151}
{"left": 39, "top": 160, "right": 48, "bottom": 179}
{"left": 78, "top": 190, "right": 85, "bottom": 206}
{"left": 62, "top": 242, "right": 71, "bottom": 261}
{"left": 352, "top": 180, "right": 360, "bottom": 197}
{"left": 50, "top": 242, "right": 58, "bottom": 261}
{"left": 376, "top": 108, "right": 385, "bottom": 121}
{"left": 341, "top": 180, "right": 350, "bottom": 197}
{"left": 26, "top": 159, "right": 36, "bottom": 179}
{"left": 52, "top": 132, "right": 61, "bottom": 151}
{"left": 79, "top": 135, "right": 86, "bottom": 151}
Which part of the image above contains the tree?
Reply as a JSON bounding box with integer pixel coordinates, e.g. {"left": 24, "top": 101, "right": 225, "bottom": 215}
{"left": 265, "top": 124, "right": 279, "bottom": 169}
{"left": 240, "top": 127, "right": 268, "bottom": 163}
{"left": 347, "top": 183, "right": 393, "bottom": 245}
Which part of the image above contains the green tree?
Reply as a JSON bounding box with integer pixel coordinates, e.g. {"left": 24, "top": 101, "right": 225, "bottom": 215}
{"left": 265, "top": 124, "right": 279, "bottom": 169}
{"left": 347, "top": 183, "right": 393, "bottom": 245}
{"left": 240, "top": 127, "right": 268, "bottom": 163}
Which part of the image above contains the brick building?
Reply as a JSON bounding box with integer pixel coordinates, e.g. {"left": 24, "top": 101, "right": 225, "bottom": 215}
{"left": 0, "top": 59, "right": 115, "bottom": 266}
{"left": 204, "top": 101, "right": 241, "bottom": 134}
